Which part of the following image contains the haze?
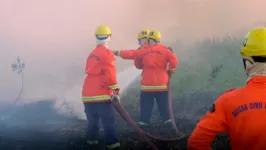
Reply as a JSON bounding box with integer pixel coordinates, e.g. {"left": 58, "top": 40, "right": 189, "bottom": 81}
{"left": 0, "top": 0, "right": 265, "bottom": 118}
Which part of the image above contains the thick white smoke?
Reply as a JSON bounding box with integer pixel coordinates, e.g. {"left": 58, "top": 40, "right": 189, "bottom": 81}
{"left": 0, "top": 0, "right": 265, "bottom": 119}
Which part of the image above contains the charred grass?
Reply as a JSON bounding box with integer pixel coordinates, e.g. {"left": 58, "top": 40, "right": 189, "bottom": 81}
{"left": 0, "top": 92, "right": 230, "bottom": 150}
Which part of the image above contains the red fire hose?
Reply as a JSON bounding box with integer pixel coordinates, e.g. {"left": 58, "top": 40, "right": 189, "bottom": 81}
{"left": 113, "top": 100, "right": 159, "bottom": 150}
{"left": 167, "top": 77, "right": 179, "bottom": 133}
{"left": 111, "top": 78, "right": 187, "bottom": 150}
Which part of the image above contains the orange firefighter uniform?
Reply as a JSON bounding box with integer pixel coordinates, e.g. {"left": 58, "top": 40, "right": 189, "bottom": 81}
{"left": 188, "top": 77, "right": 266, "bottom": 150}
{"left": 188, "top": 27, "right": 266, "bottom": 150}
{"left": 134, "top": 42, "right": 149, "bottom": 69}
{"left": 117, "top": 43, "right": 177, "bottom": 92}
{"left": 114, "top": 30, "right": 178, "bottom": 125}
{"left": 82, "top": 45, "right": 118, "bottom": 103}
{"left": 82, "top": 25, "right": 120, "bottom": 150}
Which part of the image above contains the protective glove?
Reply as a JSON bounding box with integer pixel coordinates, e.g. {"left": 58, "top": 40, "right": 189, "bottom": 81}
{"left": 112, "top": 50, "right": 119, "bottom": 56}
{"left": 113, "top": 88, "right": 120, "bottom": 95}
{"left": 167, "top": 67, "right": 175, "bottom": 77}
{"left": 111, "top": 88, "right": 121, "bottom": 104}
{"left": 167, "top": 71, "right": 173, "bottom": 77}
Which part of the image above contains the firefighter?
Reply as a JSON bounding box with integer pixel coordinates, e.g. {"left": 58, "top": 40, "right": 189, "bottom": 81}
{"left": 82, "top": 24, "right": 120, "bottom": 150}
{"left": 188, "top": 27, "right": 266, "bottom": 150}
{"left": 132, "top": 29, "right": 150, "bottom": 112}
{"left": 113, "top": 30, "right": 178, "bottom": 127}
{"left": 134, "top": 29, "right": 150, "bottom": 70}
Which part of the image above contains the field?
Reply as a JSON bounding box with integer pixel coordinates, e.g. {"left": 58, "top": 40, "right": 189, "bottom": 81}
{"left": 0, "top": 35, "right": 246, "bottom": 150}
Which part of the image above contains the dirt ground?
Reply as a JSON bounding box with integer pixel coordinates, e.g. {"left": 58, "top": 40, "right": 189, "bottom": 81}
{"left": 0, "top": 92, "right": 230, "bottom": 150}
{"left": 0, "top": 119, "right": 230, "bottom": 150}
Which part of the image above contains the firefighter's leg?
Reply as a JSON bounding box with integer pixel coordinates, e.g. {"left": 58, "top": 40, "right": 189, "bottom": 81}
{"left": 155, "top": 91, "right": 171, "bottom": 124}
{"left": 100, "top": 101, "right": 120, "bottom": 149}
{"left": 84, "top": 103, "right": 100, "bottom": 145}
{"left": 139, "top": 91, "right": 154, "bottom": 126}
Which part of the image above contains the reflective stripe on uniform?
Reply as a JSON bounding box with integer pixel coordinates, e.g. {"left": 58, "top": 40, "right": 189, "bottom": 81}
{"left": 141, "top": 85, "right": 168, "bottom": 90}
{"left": 82, "top": 95, "right": 111, "bottom": 102}
{"left": 109, "top": 84, "right": 118, "bottom": 90}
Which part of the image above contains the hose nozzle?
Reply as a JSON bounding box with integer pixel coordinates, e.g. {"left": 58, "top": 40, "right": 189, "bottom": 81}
{"left": 111, "top": 94, "right": 121, "bottom": 104}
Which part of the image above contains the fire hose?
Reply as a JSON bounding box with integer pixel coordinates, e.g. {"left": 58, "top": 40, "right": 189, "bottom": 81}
{"left": 111, "top": 78, "right": 187, "bottom": 150}
{"left": 167, "top": 78, "right": 179, "bottom": 133}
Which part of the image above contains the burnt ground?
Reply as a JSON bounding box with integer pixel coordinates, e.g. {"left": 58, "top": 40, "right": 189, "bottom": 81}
{"left": 0, "top": 91, "right": 230, "bottom": 150}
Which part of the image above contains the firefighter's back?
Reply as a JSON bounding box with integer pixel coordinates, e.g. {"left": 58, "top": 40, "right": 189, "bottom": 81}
{"left": 82, "top": 45, "right": 112, "bottom": 102}
{"left": 141, "top": 43, "right": 172, "bottom": 87}
{"left": 225, "top": 76, "right": 266, "bottom": 150}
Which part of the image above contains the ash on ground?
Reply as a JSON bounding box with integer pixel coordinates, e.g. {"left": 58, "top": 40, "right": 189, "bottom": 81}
{"left": 0, "top": 92, "right": 230, "bottom": 150}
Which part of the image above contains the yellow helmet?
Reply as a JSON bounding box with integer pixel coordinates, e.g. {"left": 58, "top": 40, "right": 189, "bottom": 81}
{"left": 148, "top": 30, "right": 161, "bottom": 41}
{"left": 137, "top": 29, "right": 149, "bottom": 40}
{"left": 94, "top": 25, "right": 112, "bottom": 36}
{"left": 241, "top": 28, "right": 266, "bottom": 57}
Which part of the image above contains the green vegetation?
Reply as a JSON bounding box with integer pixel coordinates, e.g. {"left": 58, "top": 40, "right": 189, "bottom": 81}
{"left": 172, "top": 36, "right": 246, "bottom": 96}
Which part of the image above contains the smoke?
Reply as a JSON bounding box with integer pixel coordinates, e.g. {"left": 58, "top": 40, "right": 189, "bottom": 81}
{"left": 0, "top": 0, "right": 266, "bottom": 119}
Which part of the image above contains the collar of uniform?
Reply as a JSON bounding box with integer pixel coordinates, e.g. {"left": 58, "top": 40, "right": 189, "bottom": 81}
{"left": 143, "top": 42, "right": 149, "bottom": 48}
{"left": 150, "top": 43, "right": 161, "bottom": 47}
{"left": 247, "top": 76, "right": 266, "bottom": 85}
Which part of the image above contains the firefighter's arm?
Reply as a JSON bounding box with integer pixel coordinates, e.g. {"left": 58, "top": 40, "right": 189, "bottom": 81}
{"left": 85, "top": 56, "right": 90, "bottom": 74}
{"left": 167, "top": 49, "right": 178, "bottom": 74}
{"left": 188, "top": 96, "right": 228, "bottom": 150}
{"left": 134, "top": 58, "right": 143, "bottom": 69}
{"left": 102, "top": 51, "right": 119, "bottom": 92}
{"left": 114, "top": 48, "right": 144, "bottom": 59}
